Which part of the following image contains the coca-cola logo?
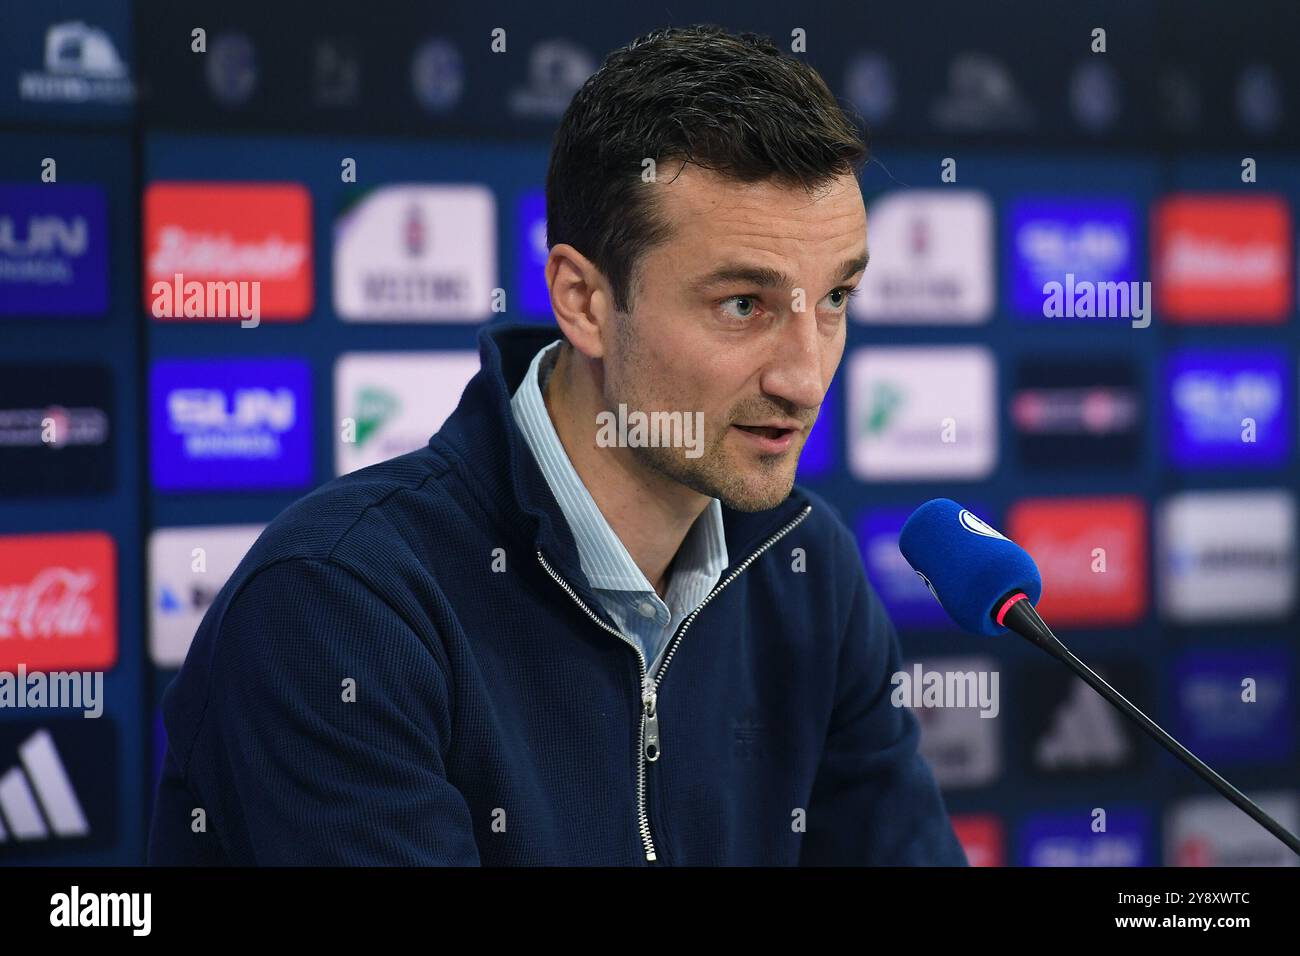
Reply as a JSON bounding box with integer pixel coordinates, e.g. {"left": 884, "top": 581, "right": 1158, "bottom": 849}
{"left": 0, "top": 568, "right": 100, "bottom": 639}
{"left": 0, "top": 533, "right": 117, "bottom": 670}
{"left": 1006, "top": 497, "right": 1147, "bottom": 627}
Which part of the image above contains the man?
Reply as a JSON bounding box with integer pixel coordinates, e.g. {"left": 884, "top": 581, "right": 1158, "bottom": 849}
{"left": 148, "top": 24, "right": 967, "bottom": 866}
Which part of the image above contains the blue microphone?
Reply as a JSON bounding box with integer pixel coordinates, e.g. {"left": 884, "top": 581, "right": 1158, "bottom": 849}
{"left": 896, "top": 497, "right": 1300, "bottom": 858}
{"left": 897, "top": 498, "right": 1041, "bottom": 637}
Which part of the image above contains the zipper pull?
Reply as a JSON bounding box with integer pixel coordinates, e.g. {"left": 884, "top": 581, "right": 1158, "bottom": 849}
{"left": 642, "top": 681, "right": 660, "bottom": 762}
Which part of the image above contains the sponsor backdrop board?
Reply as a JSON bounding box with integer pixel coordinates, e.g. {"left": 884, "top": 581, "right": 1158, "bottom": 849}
{"left": 2, "top": 0, "right": 1300, "bottom": 867}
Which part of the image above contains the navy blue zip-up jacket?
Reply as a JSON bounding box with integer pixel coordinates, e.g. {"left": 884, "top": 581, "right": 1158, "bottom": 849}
{"left": 147, "top": 322, "right": 968, "bottom": 866}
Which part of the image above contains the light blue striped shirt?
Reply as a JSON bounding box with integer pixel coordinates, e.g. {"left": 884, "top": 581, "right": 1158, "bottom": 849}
{"left": 510, "top": 339, "right": 729, "bottom": 677}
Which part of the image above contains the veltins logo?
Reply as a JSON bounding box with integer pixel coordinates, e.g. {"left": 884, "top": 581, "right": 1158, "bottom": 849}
{"left": 0, "top": 184, "right": 108, "bottom": 317}
{"left": 850, "top": 190, "right": 993, "bottom": 324}
{"left": 149, "top": 358, "right": 313, "bottom": 491}
{"left": 143, "top": 182, "right": 312, "bottom": 321}
{"left": 334, "top": 184, "right": 496, "bottom": 322}
{"left": 0, "top": 533, "right": 117, "bottom": 672}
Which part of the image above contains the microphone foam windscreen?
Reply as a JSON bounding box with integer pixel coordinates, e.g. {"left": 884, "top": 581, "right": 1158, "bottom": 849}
{"left": 898, "top": 498, "right": 1042, "bottom": 637}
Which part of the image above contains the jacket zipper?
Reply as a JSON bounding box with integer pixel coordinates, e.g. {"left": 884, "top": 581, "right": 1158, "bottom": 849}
{"left": 535, "top": 502, "right": 813, "bottom": 863}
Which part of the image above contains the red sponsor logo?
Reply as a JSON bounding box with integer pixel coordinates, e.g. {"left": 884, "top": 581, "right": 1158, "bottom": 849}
{"left": 0, "top": 532, "right": 117, "bottom": 671}
{"left": 1153, "top": 194, "right": 1293, "bottom": 323}
{"left": 1007, "top": 496, "right": 1147, "bottom": 626}
{"left": 143, "top": 182, "right": 313, "bottom": 320}
{"left": 951, "top": 814, "right": 1004, "bottom": 867}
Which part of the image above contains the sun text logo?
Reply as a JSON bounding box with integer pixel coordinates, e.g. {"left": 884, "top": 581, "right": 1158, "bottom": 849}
{"left": 0, "top": 184, "right": 108, "bottom": 317}
{"left": 150, "top": 359, "right": 313, "bottom": 491}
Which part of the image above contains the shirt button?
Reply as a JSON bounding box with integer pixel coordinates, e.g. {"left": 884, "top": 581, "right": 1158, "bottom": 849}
{"left": 638, "top": 600, "right": 656, "bottom": 619}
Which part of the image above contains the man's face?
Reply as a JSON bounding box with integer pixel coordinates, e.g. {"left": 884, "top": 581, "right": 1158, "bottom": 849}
{"left": 601, "top": 163, "right": 868, "bottom": 513}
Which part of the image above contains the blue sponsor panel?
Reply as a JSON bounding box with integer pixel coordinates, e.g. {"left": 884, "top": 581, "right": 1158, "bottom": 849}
{"left": 856, "top": 503, "right": 994, "bottom": 630}
{"left": 796, "top": 376, "right": 838, "bottom": 480}
{"left": 2, "top": 2, "right": 1297, "bottom": 866}
{"left": 1017, "top": 808, "right": 1154, "bottom": 866}
{"left": 1007, "top": 197, "right": 1139, "bottom": 319}
{"left": 149, "top": 357, "right": 313, "bottom": 492}
{"left": 516, "top": 189, "right": 553, "bottom": 320}
{"left": 858, "top": 508, "right": 953, "bottom": 628}
{"left": 1171, "top": 647, "right": 1295, "bottom": 765}
{"left": 1164, "top": 349, "right": 1291, "bottom": 469}
{"left": 0, "top": 183, "right": 108, "bottom": 317}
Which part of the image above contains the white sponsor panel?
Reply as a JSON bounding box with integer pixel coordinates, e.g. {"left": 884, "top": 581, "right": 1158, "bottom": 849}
{"left": 149, "top": 525, "right": 263, "bottom": 667}
{"left": 333, "top": 184, "right": 496, "bottom": 321}
{"left": 908, "top": 655, "right": 1001, "bottom": 788}
{"left": 1157, "top": 490, "right": 1296, "bottom": 623}
{"left": 334, "top": 351, "right": 480, "bottom": 475}
{"left": 851, "top": 190, "right": 993, "bottom": 323}
{"left": 848, "top": 346, "right": 996, "bottom": 480}
{"left": 1165, "top": 792, "right": 1299, "bottom": 866}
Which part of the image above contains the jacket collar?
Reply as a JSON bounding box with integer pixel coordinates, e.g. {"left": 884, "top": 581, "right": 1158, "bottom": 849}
{"left": 431, "top": 322, "right": 812, "bottom": 597}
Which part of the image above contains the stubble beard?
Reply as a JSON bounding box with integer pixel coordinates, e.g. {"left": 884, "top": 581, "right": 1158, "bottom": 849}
{"left": 606, "top": 315, "right": 799, "bottom": 514}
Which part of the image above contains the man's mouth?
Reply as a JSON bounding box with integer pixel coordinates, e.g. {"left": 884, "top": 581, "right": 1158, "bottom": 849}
{"left": 733, "top": 425, "right": 793, "bottom": 439}
{"left": 731, "top": 422, "right": 801, "bottom": 454}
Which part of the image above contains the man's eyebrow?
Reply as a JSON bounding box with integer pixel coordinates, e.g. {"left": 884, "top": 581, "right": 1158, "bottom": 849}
{"left": 689, "top": 252, "right": 870, "bottom": 294}
{"left": 838, "top": 251, "right": 870, "bottom": 281}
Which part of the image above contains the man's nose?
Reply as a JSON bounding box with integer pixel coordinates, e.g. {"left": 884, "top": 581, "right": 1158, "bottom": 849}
{"left": 761, "top": 309, "right": 828, "bottom": 413}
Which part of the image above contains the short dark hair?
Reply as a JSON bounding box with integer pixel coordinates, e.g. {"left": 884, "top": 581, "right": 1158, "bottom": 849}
{"left": 545, "top": 24, "right": 869, "bottom": 315}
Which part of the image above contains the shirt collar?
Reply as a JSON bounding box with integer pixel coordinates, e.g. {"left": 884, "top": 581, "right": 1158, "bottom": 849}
{"left": 509, "top": 339, "right": 729, "bottom": 595}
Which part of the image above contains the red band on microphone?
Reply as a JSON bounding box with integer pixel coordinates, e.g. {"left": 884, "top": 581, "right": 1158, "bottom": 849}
{"left": 995, "top": 592, "right": 1029, "bottom": 626}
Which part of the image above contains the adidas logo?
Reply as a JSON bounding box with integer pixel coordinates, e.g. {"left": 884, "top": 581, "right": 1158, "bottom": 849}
{"left": 0, "top": 728, "right": 89, "bottom": 843}
{"left": 1035, "top": 680, "right": 1131, "bottom": 770}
